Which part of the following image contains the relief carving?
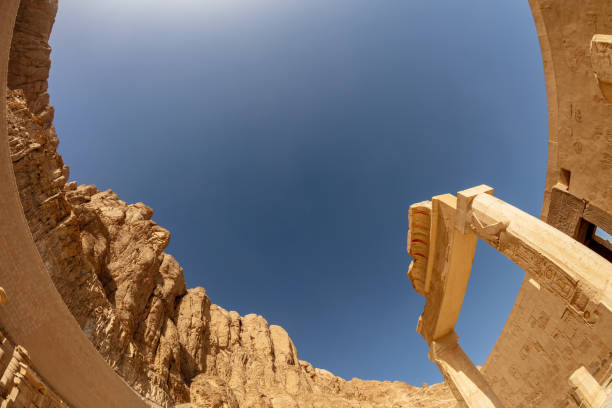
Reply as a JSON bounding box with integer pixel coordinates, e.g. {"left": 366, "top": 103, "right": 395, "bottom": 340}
{"left": 407, "top": 202, "right": 432, "bottom": 297}
{"left": 469, "top": 213, "right": 509, "bottom": 246}
{"left": 502, "top": 237, "right": 577, "bottom": 303}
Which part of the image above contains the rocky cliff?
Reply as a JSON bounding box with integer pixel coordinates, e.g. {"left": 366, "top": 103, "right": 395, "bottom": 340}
{"left": 5, "top": 1, "right": 456, "bottom": 407}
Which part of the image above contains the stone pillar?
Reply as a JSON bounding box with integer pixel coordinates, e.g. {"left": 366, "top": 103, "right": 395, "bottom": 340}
{"left": 429, "top": 332, "right": 505, "bottom": 408}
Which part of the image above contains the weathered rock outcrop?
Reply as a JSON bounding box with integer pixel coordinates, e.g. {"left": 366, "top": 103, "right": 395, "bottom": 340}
{"left": 5, "top": 1, "right": 456, "bottom": 407}
{"left": 8, "top": 0, "right": 57, "bottom": 118}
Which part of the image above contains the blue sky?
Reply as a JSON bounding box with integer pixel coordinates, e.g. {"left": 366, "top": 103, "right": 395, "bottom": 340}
{"left": 49, "top": 0, "right": 547, "bottom": 385}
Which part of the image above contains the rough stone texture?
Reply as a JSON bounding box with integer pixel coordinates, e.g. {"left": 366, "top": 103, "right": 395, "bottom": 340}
{"left": 8, "top": 0, "right": 57, "bottom": 117}
{"left": 190, "top": 375, "right": 239, "bottom": 408}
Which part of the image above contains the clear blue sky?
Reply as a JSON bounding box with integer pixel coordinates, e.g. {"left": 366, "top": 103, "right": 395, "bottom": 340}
{"left": 49, "top": 0, "right": 548, "bottom": 385}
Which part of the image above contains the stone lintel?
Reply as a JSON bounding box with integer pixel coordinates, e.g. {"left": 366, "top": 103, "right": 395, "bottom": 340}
{"left": 470, "top": 193, "right": 612, "bottom": 311}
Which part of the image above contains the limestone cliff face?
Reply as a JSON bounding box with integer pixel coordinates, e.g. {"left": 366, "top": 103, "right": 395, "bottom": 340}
{"left": 6, "top": 2, "right": 456, "bottom": 407}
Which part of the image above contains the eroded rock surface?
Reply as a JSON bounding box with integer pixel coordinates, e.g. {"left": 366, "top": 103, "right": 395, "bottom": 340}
{"left": 5, "top": 2, "right": 456, "bottom": 407}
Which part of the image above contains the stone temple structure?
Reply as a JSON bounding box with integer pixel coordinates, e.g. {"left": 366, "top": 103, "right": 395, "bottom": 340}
{"left": 0, "top": 0, "right": 610, "bottom": 407}
{"left": 405, "top": 1, "right": 612, "bottom": 406}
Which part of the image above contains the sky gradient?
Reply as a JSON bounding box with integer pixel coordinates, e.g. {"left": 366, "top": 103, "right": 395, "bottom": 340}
{"left": 49, "top": 0, "right": 548, "bottom": 385}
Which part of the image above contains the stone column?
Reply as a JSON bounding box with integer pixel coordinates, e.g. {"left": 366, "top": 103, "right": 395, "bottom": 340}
{"left": 429, "top": 332, "right": 505, "bottom": 408}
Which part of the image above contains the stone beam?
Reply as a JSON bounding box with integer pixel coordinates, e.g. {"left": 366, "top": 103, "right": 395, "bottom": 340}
{"left": 465, "top": 192, "right": 612, "bottom": 318}
{"left": 413, "top": 194, "right": 478, "bottom": 344}
{"left": 456, "top": 185, "right": 494, "bottom": 234}
{"left": 429, "top": 332, "right": 505, "bottom": 408}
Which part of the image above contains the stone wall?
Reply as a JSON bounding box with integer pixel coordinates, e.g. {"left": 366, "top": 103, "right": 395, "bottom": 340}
{"left": 483, "top": 277, "right": 612, "bottom": 407}
{"left": 536, "top": 0, "right": 612, "bottom": 218}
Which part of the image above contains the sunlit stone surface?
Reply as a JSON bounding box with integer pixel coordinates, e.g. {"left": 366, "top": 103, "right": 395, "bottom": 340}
{"left": 1, "top": 0, "right": 611, "bottom": 407}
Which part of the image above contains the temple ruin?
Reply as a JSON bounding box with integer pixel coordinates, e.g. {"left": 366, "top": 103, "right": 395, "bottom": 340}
{"left": 1, "top": 0, "right": 611, "bottom": 407}
{"left": 406, "top": 1, "right": 612, "bottom": 406}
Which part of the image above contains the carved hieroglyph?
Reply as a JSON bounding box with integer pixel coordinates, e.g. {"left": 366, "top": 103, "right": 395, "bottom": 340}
{"left": 536, "top": 0, "right": 612, "bottom": 219}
